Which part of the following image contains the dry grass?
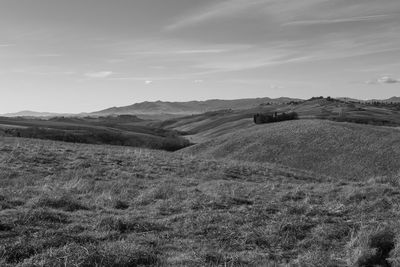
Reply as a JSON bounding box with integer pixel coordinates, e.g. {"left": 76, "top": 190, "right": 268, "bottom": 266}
{"left": 183, "top": 119, "right": 400, "bottom": 180}
{"left": 1, "top": 136, "right": 400, "bottom": 266}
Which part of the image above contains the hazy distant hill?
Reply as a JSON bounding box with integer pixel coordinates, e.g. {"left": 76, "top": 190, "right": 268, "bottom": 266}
{"left": 3, "top": 96, "right": 399, "bottom": 119}
{"left": 1, "top": 110, "right": 73, "bottom": 118}
{"left": 382, "top": 96, "right": 400, "bottom": 103}
{"left": 338, "top": 96, "right": 400, "bottom": 103}
{"left": 336, "top": 97, "right": 363, "bottom": 102}
{"left": 90, "top": 97, "right": 302, "bottom": 117}
{"left": 2, "top": 98, "right": 301, "bottom": 118}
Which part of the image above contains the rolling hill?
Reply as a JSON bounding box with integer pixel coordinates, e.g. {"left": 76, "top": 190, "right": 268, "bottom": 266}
{"left": 2, "top": 99, "right": 400, "bottom": 265}
{"left": 182, "top": 119, "right": 400, "bottom": 180}
{"left": 2, "top": 96, "right": 399, "bottom": 119}
{"left": 382, "top": 96, "right": 400, "bottom": 103}
{"left": 90, "top": 97, "right": 301, "bottom": 117}
{"left": 0, "top": 115, "right": 191, "bottom": 151}
{"left": 160, "top": 98, "right": 400, "bottom": 143}
{"left": 2, "top": 97, "right": 400, "bottom": 152}
{"left": 1, "top": 98, "right": 294, "bottom": 119}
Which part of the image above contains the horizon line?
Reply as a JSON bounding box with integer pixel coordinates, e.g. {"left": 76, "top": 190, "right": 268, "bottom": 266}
{"left": 1, "top": 95, "right": 399, "bottom": 116}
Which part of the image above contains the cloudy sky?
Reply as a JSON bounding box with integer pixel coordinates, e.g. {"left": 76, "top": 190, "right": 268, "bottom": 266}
{"left": 1, "top": 0, "right": 400, "bottom": 113}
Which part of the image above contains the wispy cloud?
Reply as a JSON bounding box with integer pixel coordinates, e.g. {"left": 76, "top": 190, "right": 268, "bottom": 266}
{"left": 378, "top": 76, "right": 400, "bottom": 84}
{"left": 192, "top": 54, "right": 315, "bottom": 75}
{"left": 165, "top": 0, "right": 264, "bottom": 31}
{"left": 366, "top": 75, "right": 400, "bottom": 84}
{"left": 127, "top": 49, "right": 228, "bottom": 56}
{"left": 109, "top": 75, "right": 186, "bottom": 82}
{"left": 284, "top": 14, "right": 395, "bottom": 26}
{"left": 84, "top": 71, "right": 113, "bottom": 78}
{"left": 166, "top": 0, "right": 392, "bottom": 31}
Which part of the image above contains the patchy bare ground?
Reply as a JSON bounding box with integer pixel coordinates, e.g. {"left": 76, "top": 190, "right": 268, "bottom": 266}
{"left": 1, "top": 137, "right": 400, "bottom": 266}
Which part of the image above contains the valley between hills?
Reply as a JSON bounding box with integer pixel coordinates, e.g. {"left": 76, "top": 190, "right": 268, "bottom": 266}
{"left": 1, "top": 96, "right": 400, "bottom": 266}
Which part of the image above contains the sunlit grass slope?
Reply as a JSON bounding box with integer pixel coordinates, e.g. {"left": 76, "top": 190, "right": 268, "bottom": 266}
{"left": 1, "top": 137, "right": 400, "bottom": 266}
{"left": 183, "top": 120, "right": 400, "bottom": 180}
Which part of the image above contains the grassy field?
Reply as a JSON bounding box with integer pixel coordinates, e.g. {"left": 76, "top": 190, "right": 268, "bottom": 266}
{"left": 1, "top": 136, "right": 400, "bottom": 266}
{"left": 183, "top": 120, "right": 400, "bottom": 180}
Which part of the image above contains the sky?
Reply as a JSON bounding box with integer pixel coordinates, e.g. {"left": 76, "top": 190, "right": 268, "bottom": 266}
{"left": 0, "top": 0, "right": 400, "bottom": 113}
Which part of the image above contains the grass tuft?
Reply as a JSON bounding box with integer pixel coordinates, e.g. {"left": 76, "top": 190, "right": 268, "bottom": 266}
{"left": 16, "top": 208, "right": 70, "bottom": 225}
{"left": 347, "top": 226, "right": 396, "bottom": 267}
{"left": 0, "top": 222, "right": 13, "bottom": 231}
{"left": 33, "top": 193, "right": 89, "bottom": 212}
{"left": 19, "top": 242, "right": 162, "bottom": 267}
{"left": 96, "top": 216, "right": 167, "bottom": 234}
{"left": 112, "top": 199, "right": 130, "bottom": 210}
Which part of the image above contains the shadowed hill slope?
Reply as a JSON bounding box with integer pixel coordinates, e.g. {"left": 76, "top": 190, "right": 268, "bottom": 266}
{"left": 182, "top": 120, "right": 400, "bottom": 180}
{"left": 0, "top": 116, "right": 191, "bottom": 151}
{"left": 158, "top": 109, "right": 260, "bottom": 143}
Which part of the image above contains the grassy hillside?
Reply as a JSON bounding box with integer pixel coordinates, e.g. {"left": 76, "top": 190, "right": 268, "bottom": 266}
{"left": 0, "top": 116, "right": 191, "bottom": 151}
{"left": 1, "top": 136, "right": 400, "bottom": 266}
{"left": 159, "top": 99, "right": 400, "bottom": 143}
{"left": 183, "top": 120, "right": 400, "bottom": 180}
{"left": 157, "top": 109, "right": 260, "bottom": 143}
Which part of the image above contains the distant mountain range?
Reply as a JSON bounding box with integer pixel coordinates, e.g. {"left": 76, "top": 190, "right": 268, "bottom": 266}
{"left": 1, "top": 110, "right": 75, "bottom": 118}
{"left": 372, "top": 96, "right": 400, "bottom": 103}
{"left": 2, "top": 96, "right": 399, "bottom": 118}
{"left": 90, "top": 97, "right": 301, "bottom": 117}
{"left": 338, "top": 96, "right": 400, "bottom": 103}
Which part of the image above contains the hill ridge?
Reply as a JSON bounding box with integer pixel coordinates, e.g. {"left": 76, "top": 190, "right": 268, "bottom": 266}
{"left": 2, "top": 96, "right": 399, "bottom": 118}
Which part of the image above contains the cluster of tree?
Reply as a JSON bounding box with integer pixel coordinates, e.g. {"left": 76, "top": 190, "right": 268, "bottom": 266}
{"left": 254, "top": 112, "right": 299, "bottom": 124}
{"left": 308, "top": 96, "right": 325, "bottom": 101}
{"left": 50, "top": 115, "right": 143, "bottom": 124}
{"left": 307, "top": 96, "right": 342, "bottom": 103}
{"left": 3, "top": 127, "right": 192, "bottom": 152}
{"left": 288, "top": 101, "right": 302, "bottom": 105}
{"left": 326, "top": 96, "right": 342, "bottom": 102}
{"left": 260, "top": 101, "right": 303, "bottom": 106}
{"left": 365, "top": 102, "right": 400, "bottom": 108}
